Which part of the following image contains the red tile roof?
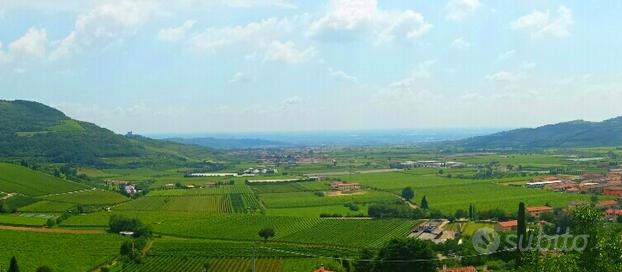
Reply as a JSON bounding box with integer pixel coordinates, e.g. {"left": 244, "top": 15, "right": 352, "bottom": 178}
{"left": 598, "top": 200, "right": 618, "bottom": 207}
{"left": 497, "top": 220, "right": 518, "bottom": 228}
{"left": 527, "top": 206, "right": 553, "bottom": 213}
{"left": 439, "top": 266, "right": 477, "bottom": 272}
{"left": 607, "top": 209, "right": 622, "bottom": 216}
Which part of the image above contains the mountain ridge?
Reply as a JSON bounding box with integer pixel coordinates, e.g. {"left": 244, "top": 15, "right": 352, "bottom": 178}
{"left": 450, "top": 116, "right": 622, "bottom": 149}
{"left": 0, "top": 99, "right": 217, "bottom": 165}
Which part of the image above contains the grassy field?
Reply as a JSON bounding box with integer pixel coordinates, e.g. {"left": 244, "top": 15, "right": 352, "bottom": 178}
{"left": 259, "top": 190, "right": 397, "bottom": 208}
{"left": 0, "top": 162, "right": 88, "bottom": 196}
{"left": 0, "top": 229, "right": 124, "bottom": 271}
{"left": 18, "top": 200, "right": 76, "bottom": 213}
{"left": 43, "top": 189, "right": 129, "bottom": 206}
{"left": 0, "top": 213, "right": 49, "bottom": 226}
{"left": 336, "top": 171, "right": 593, "bottom": 214}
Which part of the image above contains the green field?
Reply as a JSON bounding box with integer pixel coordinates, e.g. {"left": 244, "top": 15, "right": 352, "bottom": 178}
{"left": 43, "top": 189, "right": 129, "bottom": 206}
{"left": 337, "top": 171, "right": 593, "bottom": 214}
{"left": 0, "top": 162, "right": 88, "bottom": 196}
{"left": 0, "top": 213, "right": 49, "bottom": 226}
{"left": 259, "top": 190, "right": 397, "bottom": 208}
{"left": 0, "top": 230, "right": 124, "bottom": 271}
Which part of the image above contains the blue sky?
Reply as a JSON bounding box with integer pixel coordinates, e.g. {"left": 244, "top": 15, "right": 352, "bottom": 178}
{"left": 1, "top": 0, "right": 621, "bottom": 133}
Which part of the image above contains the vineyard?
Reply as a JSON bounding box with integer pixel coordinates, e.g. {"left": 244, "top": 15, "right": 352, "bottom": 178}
{"left": 18, "top": 200, "right": 76, "bottom": 213}
{"left": 0, "top": 162, "right": 88, "bottom": 196}
{"left": 258, "top": 190, "right": 397, "bottom": 208}
{"left": 0, "top": 229, "right": 123, "bottom": 271}
{"left": 278, "top": 219, "right": 418, "bottom": 248}
{"left": 118, "top": 257, "right": 283, "bottom": 272}
{"left": 43, "top": 189, "right": 129, "bottom": 206}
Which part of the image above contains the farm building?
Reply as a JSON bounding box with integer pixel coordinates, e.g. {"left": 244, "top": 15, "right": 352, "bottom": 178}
{"left": 162, "top": 183, "right": 175, "bottom": 189}
{"left": 598, "top": 199, "right": 619, "bottom": 208}
{"left": 527, "top": 180, "right": 562, "bottom": 188}
{"left": 604, "top": 187, "right": 622, "bottom": 197}
{"left": 495, "top": 220, "right": 518, "bottom": 231}
{"left": 438, "top": 266, "right": 477, "bottom": 272}
{"left": 606, "top": 209, "right": 622, "bottom": 220}
{"left": 330, "top": 181, "right": 361, "bottom": 192}
{"left": 187, "top": 173, "right": 238, "bottom": 177}
{"left": 526, "top": 206, "right": 553, "bottom": 217}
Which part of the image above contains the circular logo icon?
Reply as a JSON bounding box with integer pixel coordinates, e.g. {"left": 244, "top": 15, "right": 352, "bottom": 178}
{"left": 472, "top": 227, "right": 500, "bottom": 254}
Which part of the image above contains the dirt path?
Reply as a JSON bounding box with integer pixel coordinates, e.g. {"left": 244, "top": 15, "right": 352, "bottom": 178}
{"left": 0, "top": 225, "right": 105, "bottom": 234}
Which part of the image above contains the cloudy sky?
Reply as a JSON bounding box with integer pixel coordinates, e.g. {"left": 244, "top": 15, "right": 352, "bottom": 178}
{"left": 1, "top": 0, "right": 621, "bottom": 133}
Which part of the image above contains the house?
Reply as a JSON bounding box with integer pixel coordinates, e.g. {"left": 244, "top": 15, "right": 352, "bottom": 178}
{"left": 604, "top": 187, "right": 622, "bottom": 197}
{"left": 438, "top": 266, "right": 477, "bottom": 272}
{"left": 527, "top": 206, "right": 553, "bottom": 217}
{"left": 313, "top": 266, "right": 335, "bottom": 272}
{"left": 598, "top": 199, "right": 619, "bottom": 208}
{"left": 606, "top": 209, "right": 622, "bottom": 220}
{"left": 119, "top": 231, "right": 134, "bottom": 236}
{"left": 496, "top": 220, "right": 518, "bottom": 231}
{"left": 330, "top": 181, "right": 361, "bottom": 192}
{"left": 162, "top": 183, "right": 175, "bottom": 189}
{"left": 124, "top": 185, "right": 137, "bottom": 195}
{"left": 184, "top": 184, "right": 195, "bottom": 189}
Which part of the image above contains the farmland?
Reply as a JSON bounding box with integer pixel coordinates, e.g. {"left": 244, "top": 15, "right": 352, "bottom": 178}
{"left": 0, "top": 229, "right": 123, "bottom": 271}
{"left": 1, "top": 145, "right": 620, "bottom": 271}
{"left": 0, "top": 162, "right": 88, "bottom": 196}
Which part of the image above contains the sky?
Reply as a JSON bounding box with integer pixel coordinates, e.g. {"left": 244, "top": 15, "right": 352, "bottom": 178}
{"left": 1, "top": 0, "right": 621, "bottom": 134}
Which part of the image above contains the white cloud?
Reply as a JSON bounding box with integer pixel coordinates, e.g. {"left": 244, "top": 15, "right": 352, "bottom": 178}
{"left": 50, "top": 0, "right": 158, "bottom": 60}
{"left": 486, "top": 71, "right": 520, "bottom": 82}
{"left": 411, "top": 59, "right": 438, "bottom": 79}
{"left": 497, "top": 49, "right": 515, "bottom": 61}
{"left": 450, "top": 37, "right": 471, "bottom": 49}
{"left": 185, "top": 17, "right": 294, "bottom": 51}
{"left": 229, "top": 72, "right": 253, "bottom": 84}
{"left": 219, "top": 0, "right": 297, "bottom": 9}
{"left": 158, "top": 20, "right": 196, "bottom": 42}
{"left": 265, "top": 40, "right": 315, "bottom": 64}
{"left": 0, "top": 27, "right": 49, "bottom": 63}
{"left": 281, "top": 96, "right": 304, "bottom": 110}
{"left": 328, "top": 68, "right": 358, "bottom": 83}
{"left": 519, "top": 61, "right": 536, "bottom": 70}
{"left": 445, "top": 0, "right": 482, "bottom": 21}
{"left": 512, "top": 5, "right": 573, "bottom": 38}
{"left": 309, "top": 0, "right": 431, "bottom": 43}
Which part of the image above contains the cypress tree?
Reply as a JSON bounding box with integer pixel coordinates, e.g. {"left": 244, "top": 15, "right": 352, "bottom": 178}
{"left": 420, "top": 196, "right": 428, "bottom": 209}
{"left": 516, "top": 202, "right": 527, "bottom": 267}
{"left": 8, "top": 256, "right": 19, "bottom": 272}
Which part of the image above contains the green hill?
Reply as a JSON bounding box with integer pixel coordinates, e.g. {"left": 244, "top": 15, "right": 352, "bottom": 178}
{"left": 452, "top": 116, "right": 622, "bottom": 149}
{"left": 0, "top": 100, "right": 218, "bottom": 165}
{"left": 0, "top": 162, "right": 88, "bottom": 196}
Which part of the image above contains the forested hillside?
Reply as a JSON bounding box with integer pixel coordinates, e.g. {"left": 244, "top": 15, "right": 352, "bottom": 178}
{"left": 0, "top": 100, "right": 217, "bottom": 165}
{"left": 451, "top": 117, "right": 622, "bottom": 149}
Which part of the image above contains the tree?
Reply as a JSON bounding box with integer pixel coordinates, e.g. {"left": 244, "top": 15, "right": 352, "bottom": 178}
{"left": 8, "top": 256, "right": 19, "bottom": 272}
{"left": 401, "top": 187, "right": 415, "bottom": 202}
{"left": 46, "top": 218, "right": 56, "bottom": 227}
{"left": 454, "top": 209, "right": 468, "bottom": 219}
{"left": 420, "top": 196, "right": 429, "bottom": 209}
{"left": 35, "top": 266, "right": 53, "bottom": 272}
{"left": 374, "top": 239, "right": 436, "bottom": 272}
{"left": 516, "top": 202, "right": 527, "bottom": 267}
{"left": 355, "top": 248, "right": 375, "bottom": 272}
{"left": 258, "top": 228, "right": 275, "bottom": 241}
